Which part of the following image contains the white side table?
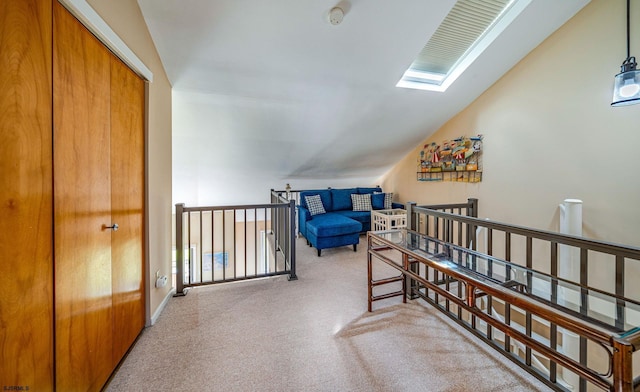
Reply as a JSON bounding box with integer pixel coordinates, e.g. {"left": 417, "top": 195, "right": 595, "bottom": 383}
{"left": 371, "top": 209, "right": 407, "bottom": 231}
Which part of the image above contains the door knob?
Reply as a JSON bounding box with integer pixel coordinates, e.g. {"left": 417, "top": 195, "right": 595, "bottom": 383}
{"left": 105, "top": 223, "right": 119, "bottom": 231}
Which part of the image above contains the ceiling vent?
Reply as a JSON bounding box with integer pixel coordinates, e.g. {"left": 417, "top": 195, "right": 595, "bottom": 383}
{"left": 397, "top": 0, "right": 531, "bottom": 92}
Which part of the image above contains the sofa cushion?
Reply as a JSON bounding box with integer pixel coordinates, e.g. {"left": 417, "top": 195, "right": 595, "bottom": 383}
{"left": 305, "top": 195, "right": 326, "bottom": 216}
{"left": 351, "top": 193, "right": 372, "bottom": 211}
{"left": 384, "top": 193, "right": 393, "bottom": 209}
{"left": 334, "top": 210, "right": 371, "bottom": 224}
{"left": 300, "top": 189, "right": 332, "bottom": 211}
{"left": 372, "top": 193, "right": 385, "bottom": 210}
{"left": 357, "top": 186, "right": 382, "bottom": 195}
{"left": 373, "top": 192, "right": 393, "bottom": 209}
{"left": 306, "top": 213, "right": 362, "bottom": 237}
{"left": 330, "top": 188, "right": 357, "bottom": 211}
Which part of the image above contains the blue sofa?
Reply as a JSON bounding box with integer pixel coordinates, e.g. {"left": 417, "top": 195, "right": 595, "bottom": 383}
{"left": 298, "top": 187, "right": 402, "bottom": 256}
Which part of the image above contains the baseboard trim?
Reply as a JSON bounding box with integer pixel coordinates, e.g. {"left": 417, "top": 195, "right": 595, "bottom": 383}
{"left": 150, "top": 288, "right": 175, "bottom": 326}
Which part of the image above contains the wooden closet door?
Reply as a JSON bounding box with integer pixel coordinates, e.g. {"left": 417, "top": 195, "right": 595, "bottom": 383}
{"left": 0, "top": 0, "right": 54, "bottom": 390}
{"left": 110, "top": 56, "right": 145, "bottom": 365}
{"left": 53, "top": 3, "right": 113, "bottom": 391}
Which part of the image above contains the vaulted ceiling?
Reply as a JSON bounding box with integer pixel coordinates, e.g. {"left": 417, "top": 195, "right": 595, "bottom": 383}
{"left": 136, "top": 0, "right": 589, "bottom": 204}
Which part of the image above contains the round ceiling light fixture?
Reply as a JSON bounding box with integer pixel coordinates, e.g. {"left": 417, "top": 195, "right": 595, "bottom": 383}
{"left": 329, "top": 6, "right": 344, "bottom": 25}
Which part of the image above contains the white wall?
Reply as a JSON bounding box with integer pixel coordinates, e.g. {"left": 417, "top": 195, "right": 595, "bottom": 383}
{"left": 172, "top": 89, "right": 383, "bottom": 207}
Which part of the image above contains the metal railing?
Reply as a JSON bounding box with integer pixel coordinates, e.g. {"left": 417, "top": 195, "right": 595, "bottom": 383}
{"left": 406, "top": 198, "right": 478, "bottom": 247}
{"left": 395, "top": 199, "right": 640, "bottom": 392}
{"left": 270, "top": 190, "right": 297, "bottom": 271}
{"left": 271, "top": 188, "right": 302, "bottom": 236}
{"left": 174, "top": 197, "right": 296, "bottom": 295}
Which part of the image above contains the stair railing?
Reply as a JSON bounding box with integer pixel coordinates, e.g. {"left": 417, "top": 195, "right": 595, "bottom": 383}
{"left": 401, "top": 200, "right": 640, "bottom": 392}
{"left": 174, "top": 197, "right": 296, "bottom": 296}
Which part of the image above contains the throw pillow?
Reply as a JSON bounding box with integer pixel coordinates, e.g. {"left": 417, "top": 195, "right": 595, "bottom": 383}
{"left": 351, "top": 193, "right": 372, "bottom": 211}
{"left": 383, "top": 192, "right": 393, "bottom": 209}
{"left": 374, "top": 192, "right": 393, "bottom": 209}
{"left": 371, "top": 193, "right": 385, "bottom": 210}
{"left": 305, "top": 194, "right": 326, "bottom": 216}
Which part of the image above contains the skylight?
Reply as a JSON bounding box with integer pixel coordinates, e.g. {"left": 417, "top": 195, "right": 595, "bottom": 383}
{"left": 397, "top": 0, "right": 532, "bottom": 92}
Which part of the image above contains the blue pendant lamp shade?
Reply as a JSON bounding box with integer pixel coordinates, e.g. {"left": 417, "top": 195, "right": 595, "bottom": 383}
{"left": 612, "top": 0, "right": 640, "bottom": 106}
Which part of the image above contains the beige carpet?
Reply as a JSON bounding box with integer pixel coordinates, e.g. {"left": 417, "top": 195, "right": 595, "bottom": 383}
{"left": 106, "top": 236, "right": 551, "bottom": 392}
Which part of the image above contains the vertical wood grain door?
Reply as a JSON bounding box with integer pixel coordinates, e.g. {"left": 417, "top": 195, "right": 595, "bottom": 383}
{"left": 53, "top": 3, "right": 114, "bottom": 391}
{"left": 110, "top": 56, "right": 145, "bottom": 366}
{"left": 0, "top": 0, "right": 54, "bottom": 390}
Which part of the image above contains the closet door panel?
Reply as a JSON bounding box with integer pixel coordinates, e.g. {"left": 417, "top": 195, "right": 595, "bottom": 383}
{"left": 110, "top": 56, "right": 145, "bottom": 365}
{"left": 0, "top": 0, "right": 54, "bottom": 389}
{"left": 53, "top": 3, "right": 113, "bottom": 391}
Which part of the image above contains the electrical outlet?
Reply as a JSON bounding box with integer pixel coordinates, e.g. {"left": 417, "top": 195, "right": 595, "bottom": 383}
{"left": 155, "top": 273, "right": 168, "bottom": 288}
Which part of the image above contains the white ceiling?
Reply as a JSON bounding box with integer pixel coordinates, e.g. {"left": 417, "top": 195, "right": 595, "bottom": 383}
{"left": 136, "top": 0, "right": 589, "bottom": 204}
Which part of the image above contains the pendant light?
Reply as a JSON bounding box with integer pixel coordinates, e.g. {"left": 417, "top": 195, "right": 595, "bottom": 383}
{"left": 611, "top": 0, "right": 640, "bottom": 106}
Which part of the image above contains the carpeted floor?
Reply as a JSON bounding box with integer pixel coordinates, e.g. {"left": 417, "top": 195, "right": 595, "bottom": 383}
{"left": 105, "top": 236, "right": 552, "bottom": 391}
